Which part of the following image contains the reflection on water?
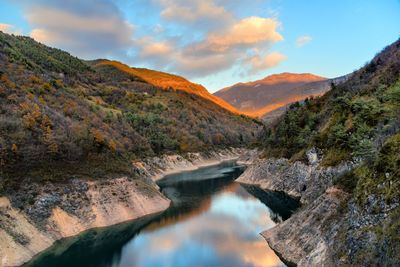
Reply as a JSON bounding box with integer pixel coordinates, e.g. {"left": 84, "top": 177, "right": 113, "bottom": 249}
{"left": 25, "top": 161, "right": 298, "bottom": 267}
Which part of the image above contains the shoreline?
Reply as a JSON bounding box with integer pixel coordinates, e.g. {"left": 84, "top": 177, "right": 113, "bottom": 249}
{"left": 152, "top": 156, "right": 241, "bottom": 181}
{"left": 133, "top": 147, "right": 256, "bottom": 182}
{"left": 2, "top": 148, "right": 252, "bottom": 267}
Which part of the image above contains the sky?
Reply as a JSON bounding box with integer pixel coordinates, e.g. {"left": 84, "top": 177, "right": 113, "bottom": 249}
{"left": 0, "top": 0, "right": 399, "bottom": 92}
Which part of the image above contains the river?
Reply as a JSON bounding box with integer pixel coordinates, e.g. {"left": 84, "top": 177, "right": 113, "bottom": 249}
{"left": 24, "top": 160, "right": 299, "bottom": 267}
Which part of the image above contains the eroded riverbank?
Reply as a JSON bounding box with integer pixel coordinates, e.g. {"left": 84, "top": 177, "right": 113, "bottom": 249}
{"left": 0, "top": 148, "right": 254, "bottom": 267}
{"left": 23, "top": 160, "right": 298, "bottom": 267}
{"left": 236, "top": 150, "right": 352, "bottom": 266}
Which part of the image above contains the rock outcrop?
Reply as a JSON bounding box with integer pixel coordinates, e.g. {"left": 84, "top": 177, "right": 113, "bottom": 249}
{"left": 0, "top": 178, "right": 170, "bottom": 267}
{"left": 237, "top": 153, "right": 352, "bottom": 204}
{"left": 236, "top": 149, "right": 354, "bottom": 266}
{"left": 262, "top": 187, "right": 349, "bottom": 266}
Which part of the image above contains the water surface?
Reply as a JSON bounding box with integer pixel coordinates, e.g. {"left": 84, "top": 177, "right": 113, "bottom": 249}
{"left": 25, "top": 161, "right": 298, "bottom": 267}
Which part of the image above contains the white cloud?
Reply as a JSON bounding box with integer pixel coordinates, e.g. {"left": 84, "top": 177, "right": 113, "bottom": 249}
{"left": 296, "top": 35, "right": 312, "bottom": 47}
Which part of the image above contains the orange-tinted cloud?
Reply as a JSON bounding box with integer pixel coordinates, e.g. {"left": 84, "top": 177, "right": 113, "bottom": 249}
{"left": 0, "top": 23, "right": 21, "bottom": 35}
{"left": 133, "top": 15, "right": 285, "bottom": 78}
{"left": 205, "top": 17, "right": 283, "bottom": 52}
{"left": 246, "top": 52, "right": 287, "bottom": 74}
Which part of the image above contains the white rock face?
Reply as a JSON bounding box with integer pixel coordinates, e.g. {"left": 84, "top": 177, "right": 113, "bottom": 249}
{"left": 0, "top": 178, "right": 170, "bottom": 267}
{"left": 262, "top": 187, "right": 349, "bottom": 267}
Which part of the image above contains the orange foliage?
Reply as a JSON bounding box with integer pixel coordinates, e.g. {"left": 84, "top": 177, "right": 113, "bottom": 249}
{"left": 29, "top": 75, "right": 42, "bottom": 84}
{"left": 63, "top": 100, "right": 77, "bottom": 116}
{"left": 43, "top": 126, "right": 58, "bottom": 154}
{"left": 11, "top": 144, "right": 17, "bottom": 153}
{"left": 179, "top": 142, "right": 189, "bottom": 152}
{"left": 92, "top": 129, "right": 105, "bottom": 145}
{"left": 108, "top": 139, "right": 117, "bottom": 153}
{"left": 95, "top": 60, "right": 240, "bottom": 114}
{"left": 42, "top": 82, "right": 52, "bottom": 92}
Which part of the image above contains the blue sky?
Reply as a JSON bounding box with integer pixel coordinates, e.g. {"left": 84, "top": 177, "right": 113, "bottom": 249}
{"left": 0, "top": 0, "right": 399, "bottom": 92}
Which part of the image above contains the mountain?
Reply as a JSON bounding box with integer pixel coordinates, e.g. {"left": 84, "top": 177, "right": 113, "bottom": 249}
{"left": 258, "top": 38, "right": 400, "bottom": 266}
{"left": 0, "top": 31, "right": 259, "bottom": 177}
{"left": 215, "top": 73, "right": 331, "bottom": 117}
{"left": 91, "top": 60, "right": 239, "bottom": 114}
{"left": 261, "top": 75, "right": 349, "bottom": 123}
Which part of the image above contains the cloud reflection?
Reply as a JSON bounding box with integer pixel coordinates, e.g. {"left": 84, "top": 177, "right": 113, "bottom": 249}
{"left": 114, "top": 182, "right": 283, "bottom": 267}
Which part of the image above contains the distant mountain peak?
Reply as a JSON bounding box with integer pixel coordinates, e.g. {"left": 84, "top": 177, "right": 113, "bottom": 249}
{"left": 257, "top": 72, "right": 327, "bottom": 85}
{"left": 214, "top": 72, "right": 340, "bottom": 117}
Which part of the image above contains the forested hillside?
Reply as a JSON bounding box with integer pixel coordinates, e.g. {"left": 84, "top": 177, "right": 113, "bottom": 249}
{"left": 0, "top": 32, "right": 260, "bottom": 180}
{"left": 262, "top": 38, "right": 400, "bottom": 265}
{"left": 91, "top": 60, "right": 240, "bottom": 114}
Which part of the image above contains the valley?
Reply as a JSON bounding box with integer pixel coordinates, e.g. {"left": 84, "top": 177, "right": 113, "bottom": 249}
{"left": 0, "top": 9, "right": 399, "bottom": 267}
{"left": 23, "top": 161, "right": 299, "bottom": 267}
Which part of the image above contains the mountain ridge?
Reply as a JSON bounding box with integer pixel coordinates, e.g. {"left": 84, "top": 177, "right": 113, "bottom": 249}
{"left": 214, "top": 72, "right": 331, "bottom": 117}
{"left": 92, "top": 60, "right": 240, "bottom": 114}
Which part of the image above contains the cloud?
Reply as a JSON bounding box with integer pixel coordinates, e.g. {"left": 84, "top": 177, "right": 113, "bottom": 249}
{"left": 246, "top": 52, "right": 287, "bottom": 74}
{"left": 140, "top": 39, "right": 173, "bottom": 58}
{"left": 204, "top": 17, "right": 283, "bottom": 52}
{"left": 14, "top": 0, "right": 285, "bottom": 80}
{"left": 157, "top": 0, "right": 233, "bottom": 27}
{"left": 0, "top": 23, "right": 22, "bottom": 35}
{"left": 173, "top": 51, "right": 238, "bottom": 77}
{"left": 296, "top": 35, "right": 312, "bottom": 47}
{"left": 24, "top": 0, "right": 134, "bottom": 58}
{"left": 132, "top": 16, "right": 284, "bottom": 78}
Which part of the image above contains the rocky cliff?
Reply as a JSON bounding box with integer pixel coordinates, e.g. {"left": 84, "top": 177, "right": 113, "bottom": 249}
{"left": 0, "top": 177, "right": 170, "bottom": 267}
{"left": 237, "top": 148, "right": 399, "bottom": 266}
{"left": 237, "top": 149, "right": 352, "bottom": 204}
{"left": 236, "top": 149, "right": 349, "bottom": 265}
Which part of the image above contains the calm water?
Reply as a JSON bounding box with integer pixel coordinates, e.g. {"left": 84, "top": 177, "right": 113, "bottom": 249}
{"left": 25, "top": 161, "right": 299, "bottom": 267}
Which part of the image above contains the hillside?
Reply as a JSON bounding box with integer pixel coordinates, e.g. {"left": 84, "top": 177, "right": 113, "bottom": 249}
{"left": 261, "top": 75, "right": 349, "bottom": 123}
{"left": 91, "top": 60, "right": 239, "bottom": 114}
{"left": 0, "top": 31, "right": 260, "bottom": 180}
{"left": 260, "top": 38, "right": 400, "bottom": 265}
{"left": 215, "top": 73, "right": 333, "bottom": 117}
